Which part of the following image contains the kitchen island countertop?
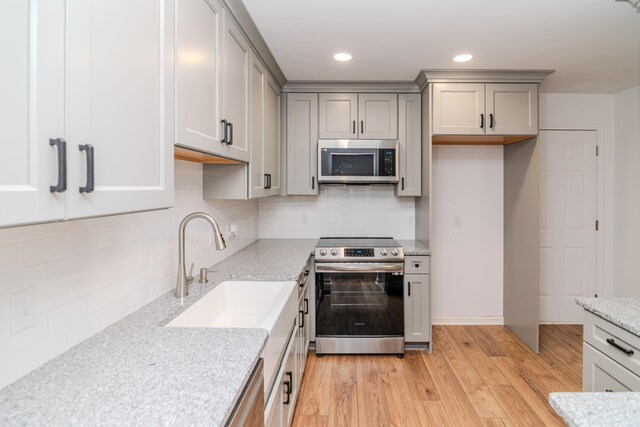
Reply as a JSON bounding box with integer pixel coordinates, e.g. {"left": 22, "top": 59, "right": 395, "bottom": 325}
{"left": 0, "top": 239, "right": 317, "bottom": 427}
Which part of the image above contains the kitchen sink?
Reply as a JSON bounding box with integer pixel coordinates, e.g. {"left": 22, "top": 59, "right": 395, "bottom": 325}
{"left": 166, "top": 280, "right": 297, "bottom": 394}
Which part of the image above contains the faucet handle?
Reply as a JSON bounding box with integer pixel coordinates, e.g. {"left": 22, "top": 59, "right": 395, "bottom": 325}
{"left": 186, "top": 263, "right": 195, "bottom": 286}
{"left": 199, "top": 268, "right": 208, "bottom": 284}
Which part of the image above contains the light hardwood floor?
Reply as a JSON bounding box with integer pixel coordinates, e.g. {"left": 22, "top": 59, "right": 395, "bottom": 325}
{"left": 292, "top": 325, "right": 582, "bottom": 426}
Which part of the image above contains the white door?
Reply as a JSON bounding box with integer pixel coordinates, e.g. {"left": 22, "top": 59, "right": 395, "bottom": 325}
{"left": 175, "top": 0, "right": 225, "bottom": 155}
{"left": 221, "top": 17, "right": 250, "bottom": 162}
{"left": 318, "top": 93, "right": 358, "bottom": 139}
{"left": 66, "top": 0, "right": 174, "bottom": 219}
{"left": 397, "top": 94, "right": 421, "bottom": 196}
{"left": 486, "top": 84, "right": 538, "bottom": 135}
{"left": 249, "top": 53, "right": 266, "bottom": 198}
{"left": 0, "top": 0, "right": 66, "bottom": 227}
{"left": 286, "top": 93, "right": 319, "bottom": 196}
{"left": 263, "top": 74, "right": 281, "bottom": 195}
{"left": 358, "top": 94, "right": 398, "bottom": 139}
{"left": 539, "top": 130, "right": 597, "bottom": 323}
{"left": 432, "top": 83, "right": 485, "bottom": 135}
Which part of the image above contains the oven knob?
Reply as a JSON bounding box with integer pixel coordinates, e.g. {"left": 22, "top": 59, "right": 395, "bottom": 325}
{"left": 319, "top": 249, "right": 327, "bottom": 256}
{"left": 391, "top": 249, "right": 399, "bottom": 256}
{"left": 331, "top": 249, "right": 338, "bottom": 256}
{"left": 380, "top": 249, "right": 388, "bottom": 256}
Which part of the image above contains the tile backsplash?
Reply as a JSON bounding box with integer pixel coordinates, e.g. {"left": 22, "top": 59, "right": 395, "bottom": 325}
{"left": 259, "top": 185, "right": 415, "bottom": 239}
{"left": 0, "top": 160, "right": 258, "bottom": 389}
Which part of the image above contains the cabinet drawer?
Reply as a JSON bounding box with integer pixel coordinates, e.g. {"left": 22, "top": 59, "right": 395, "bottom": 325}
{"left": 404, "top": 256, "right": 429, "bottom": 275}
{"left": 584, "top": 311, "right": 640, "bottom": 376}
{"left": 583, "top": 342, "right": 640, "bottom": 392}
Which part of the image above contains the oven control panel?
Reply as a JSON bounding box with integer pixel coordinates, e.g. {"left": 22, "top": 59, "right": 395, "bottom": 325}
{"left": 344, "top": 248, "right": 374, "bottom": 257}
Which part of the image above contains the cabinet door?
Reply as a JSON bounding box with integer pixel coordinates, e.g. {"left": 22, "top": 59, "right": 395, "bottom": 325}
{"left": 0, "top": 0, "right": 66, "bottom": 227}
{"left": 358, "top": 94, "right": 398, "bottom": 139}
{"left": 319, "top": 93, "right": 358, "bottom": 139}
{"left": 249, "top": 52, "right": 267, "bottom": 198}
{"left": 303, "top": 284, "right": 310, "bottom": 363}
{"left": 486, "top": 84, "right": 538, "bottom": 135}
{"left": 175, "top": 0, "right": 225, "bottom": 154}
{"left": 66, "top": 0, "right": 174, "bottom": 219}
{"left": 404, "top": 274, "right": 430, "bottom": 343}
{"left": 222, "top": 17, "right": 251, "bottom": 162}
{"left": 397, "top": 94, "right": 421, "bottom": 197}
{"left": 281, "top": 334, "right": 296, "bottom": 427}
{"left": 263, "top": 74, "right": 281, "bottom": 195}
{"left": 432, "top": 83, "right": 485, "bottom": 135}
{"left": 286, "top": 93, "right": 319, "bottom": 195}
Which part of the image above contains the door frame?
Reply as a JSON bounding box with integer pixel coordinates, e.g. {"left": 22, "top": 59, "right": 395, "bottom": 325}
{"left": 539, "top": 123, "right": 608, "bottom": 302}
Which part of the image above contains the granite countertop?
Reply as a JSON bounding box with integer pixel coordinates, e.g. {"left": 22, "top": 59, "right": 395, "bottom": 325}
{"left": 397, "top": 240, "right": 430, "bottom": 256}
{"left": 576, "top": 297, "right": 640, "bottom": 336}
{"left": 0, "top": 239, "right": 317, "bottom": 427}
{"left": 549, "top": 392, "right": 640, "bottom": 427}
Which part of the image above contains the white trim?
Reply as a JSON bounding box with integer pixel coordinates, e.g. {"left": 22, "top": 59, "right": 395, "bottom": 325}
{"left": 539, "top": 321, "right": 583, "bottom": 325}
{"left": 540, "top": 123, "right": 610, "bottom": 300}
{"left": 432, "top": 317, "right": 504, "bottom": 325}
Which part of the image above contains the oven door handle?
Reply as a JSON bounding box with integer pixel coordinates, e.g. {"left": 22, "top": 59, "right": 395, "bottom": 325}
{"left": 315, "top": 262, "right": 404, "bottom": 273}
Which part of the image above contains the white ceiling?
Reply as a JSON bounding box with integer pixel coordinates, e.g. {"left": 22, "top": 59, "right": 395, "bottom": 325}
{"left": 241, "top": 0, "right": 640, "bottom": 93}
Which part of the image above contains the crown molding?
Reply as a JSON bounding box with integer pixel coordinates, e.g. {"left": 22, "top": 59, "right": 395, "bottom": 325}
{"left": 415, "top": 69, "right": 555, "bottom": 91}
{"left": 282, "top": 81, "right": 420, "bottom": 93}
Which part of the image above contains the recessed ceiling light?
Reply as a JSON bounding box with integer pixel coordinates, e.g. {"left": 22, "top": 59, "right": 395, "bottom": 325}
{"left": 333, "top": 53, "right": 352, "bottom": 62}
{"left": 453, "top": 54, "right": 473, "bottom": 63}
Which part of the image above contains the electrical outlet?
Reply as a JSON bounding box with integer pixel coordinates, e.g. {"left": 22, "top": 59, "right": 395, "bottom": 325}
{"left": 454, "top": 215, "right": 462, "bottom": 227}
{"left": 11, "top": 287, "right": 36, "bottom": 334}
{"left": 409, "top": 215, "right": 414, "bottom": 226}
{"left": 301, "top": 214, "right": 309, "bottom": 225}
{"left": 228, "top": 224, "right": 238, "bottom": 238}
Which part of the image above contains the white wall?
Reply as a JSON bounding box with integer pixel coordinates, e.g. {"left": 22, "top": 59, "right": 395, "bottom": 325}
{"left": 614, "top": 86, "right": 640, "bottom": 297}
{"left": 0, "top": 160, "right": 258, "bottom": 389}
{"left": 431, "top": 146, "right": 504, "bottom": 323}
{"left": 259, "top": 185, "right": 415, "bottom": 239}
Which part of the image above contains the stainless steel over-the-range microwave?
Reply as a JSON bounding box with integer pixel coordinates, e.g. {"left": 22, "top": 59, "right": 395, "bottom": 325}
{"left": 317, "top": 139, "right": 399, "bottom": 184}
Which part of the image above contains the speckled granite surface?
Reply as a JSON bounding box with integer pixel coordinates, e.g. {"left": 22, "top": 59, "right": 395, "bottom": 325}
{"left": 576, "top": 297, "right": 640, "bottom": 337}
{"left": 398, "top": 240, "right": 430, "bottom": 256}
{"left": 0, "top": 239, "right": 317, "bottom": 427}
{"left": 550, "top": 392, "right": 640, "bottom": 427}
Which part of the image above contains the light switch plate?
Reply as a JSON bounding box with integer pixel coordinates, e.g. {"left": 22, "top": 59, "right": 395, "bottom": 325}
{"left": 11, "top": 287, "right": 36, "bottom": 334}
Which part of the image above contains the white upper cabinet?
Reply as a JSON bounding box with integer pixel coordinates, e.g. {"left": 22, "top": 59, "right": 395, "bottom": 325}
{"left": 318, "top": 93, "right": 358, "bottom": 139}
{"left": 0, "top": 0, "right": 66, "bottom": 227}
{"left": 432, "top": 83, "right": 538, "bottom": 136}
{"left": 66, "top": 0, "right": 174, "bottom": 219}
{"left": 358, "top": 94, "right": 398, "bottom": 139}
{"left": 486, "top": 84, "right": 538, "bottom": 135}
{"left": 221, "top": 17, "right": 251, "bottom": 162}
{"left": 286, "top": 93, "right": 319, "bottom": 196}
{"left": 397, "top": 94, "right": 421, "bottom": 197}
{"left": 176, "top": 0, "right": 224, "bottom": 154}
{"left": 432, "top": 83, "right": 485, "bottom": 135}
{"left": 319, "top": 93, "right": 398, "bottom": 139}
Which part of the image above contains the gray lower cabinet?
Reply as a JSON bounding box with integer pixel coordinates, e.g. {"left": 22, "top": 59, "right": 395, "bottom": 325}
{"left": 582, "top": 310, "right": 640, "bottom": 392}
{"left": 404, "top": 256, "right": 431, "bottom": 346}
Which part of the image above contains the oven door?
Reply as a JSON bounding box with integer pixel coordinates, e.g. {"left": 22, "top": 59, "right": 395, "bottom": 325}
{"left": 315, "top": 263, "right": 404, "bottom": 337}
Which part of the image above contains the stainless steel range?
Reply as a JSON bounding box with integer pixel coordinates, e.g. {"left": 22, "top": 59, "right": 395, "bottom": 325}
{"left": 314, "top": 237, "right": 405, "bottom": 356}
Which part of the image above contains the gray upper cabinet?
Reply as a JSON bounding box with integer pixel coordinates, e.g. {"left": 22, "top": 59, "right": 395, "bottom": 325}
{"left": 432, "top": 83, "right": 538, "bottom": 136}
{"left": 358, "top": 94, "right": 398, "bottom": 139}
{"left": 249, "top": 52, "right": 267, "bottom": 198}
{"left": 263, "top": 73, "right": 282, "bottom": 195}
{"left": 397, "top": 94, "right": 421, "bottom": 197}
{"left": 175, "top": 0, "right": 224, "bottom": 156}
{"left": 319, "top": 93, "right": 398, "bottom": 139}
{"left": 318, "top": 93, "right": 358, "bottom": 139}
{"left": 286, "top": 93, "right": 319, "bottom": 196}
{"left": 486, "top": 84, "right": 538, "bottom": 135}
{"left": 221, "top": 16, "right": 251, "bottom": 162}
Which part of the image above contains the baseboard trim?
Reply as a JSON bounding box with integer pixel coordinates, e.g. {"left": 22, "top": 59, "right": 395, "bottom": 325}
{"left": 433, "top": 317, "right": 504, "bottom": 325}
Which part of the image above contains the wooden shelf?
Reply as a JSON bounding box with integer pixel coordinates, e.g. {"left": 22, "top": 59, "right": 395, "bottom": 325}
{"left": 174, "top": 146, "right": 243, "bottom": 165}
{"left": 432, "top": 135, "right": 534, "bottom": 146}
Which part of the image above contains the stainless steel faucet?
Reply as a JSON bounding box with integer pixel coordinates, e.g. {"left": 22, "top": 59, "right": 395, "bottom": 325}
{"left": 176, "top": 212, "right": 226, "bottom": 298}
